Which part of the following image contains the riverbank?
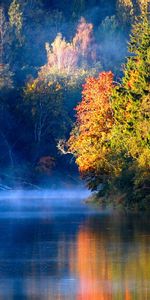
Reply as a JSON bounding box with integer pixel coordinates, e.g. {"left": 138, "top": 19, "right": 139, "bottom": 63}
{"left": 86, "top": 190, "right": 150, "bottom": 211}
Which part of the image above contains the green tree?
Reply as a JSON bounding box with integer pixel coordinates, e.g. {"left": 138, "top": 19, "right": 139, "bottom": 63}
{"left": 111, "top": 12, "right": 150, "bottom": 206}
{"left": 24, "top": 79, "right": 70, "bottom": 163}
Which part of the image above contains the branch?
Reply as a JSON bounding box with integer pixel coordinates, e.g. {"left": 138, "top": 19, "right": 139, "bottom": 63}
{"left": 57, "top": 139, "right": 72, "bottom": 155}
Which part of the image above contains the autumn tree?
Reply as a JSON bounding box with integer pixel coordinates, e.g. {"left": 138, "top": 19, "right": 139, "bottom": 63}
{"left": 67, "top": 10, "right": 150, "bottom": 208}
{"left": 39, "top": 17, "right": 97, "bottom": 79}
{"left": 67, "top": 72, "right": 114, "bottom": 189}
{"left": 73, "top": 17, "right": 95, "bottom": 63}
{"left": 28, "top": 17, "right": 98, "bottom": 132}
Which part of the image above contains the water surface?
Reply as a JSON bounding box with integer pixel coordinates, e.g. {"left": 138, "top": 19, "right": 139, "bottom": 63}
{"left": 0, "top": 189, "right": 150, "bottom": 299}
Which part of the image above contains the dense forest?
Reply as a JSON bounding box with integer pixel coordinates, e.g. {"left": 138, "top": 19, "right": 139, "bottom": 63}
{"left": 0, "top": 0, "right": 149, "bottom": 208}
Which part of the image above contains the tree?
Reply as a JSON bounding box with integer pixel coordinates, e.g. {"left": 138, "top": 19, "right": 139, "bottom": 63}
{"left": 116, "top": 0, "right": 149, "bottom": 26}
{"left": 39, "top": 17, "right": 95, "bottom": 77}
{"left": 24, "top": 78, "right": 70, "bottom": 164}
{"left": 73, "top": 17, "right": 94, "bottom": 63}
{"left": 68, "top": 72, "right": 114, "bottom": 189}
{"left": 111, "top": 12, "right": 150, "bottom": 204}
{"left": 0, "top": 7, "right": 7, "bottom": 65}
{"left": 96, "top": 15, "right": 127, "bottom": 75}
{"left": 0, "top": 7, "right": 13, "bottom": 89}
{"left": 116, "top": 0, "right": 134, "bottom": 25}
{"left": 8, "top": 0, "right": 23, "bottom": 41}
{"left": 67, "top": 10, "right": 150, "bottom": 207}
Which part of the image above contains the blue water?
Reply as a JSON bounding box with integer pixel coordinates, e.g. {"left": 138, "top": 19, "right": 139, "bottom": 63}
{"left": 0, "top": 189, "right": 150, "bottom": 299}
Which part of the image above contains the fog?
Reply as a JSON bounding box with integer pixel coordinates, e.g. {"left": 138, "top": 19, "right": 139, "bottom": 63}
{"left": 0, "top": 188, "right": 93, "bottom": 218}
{"left": 0, "top": 188, "right": 91, "bottom": 202}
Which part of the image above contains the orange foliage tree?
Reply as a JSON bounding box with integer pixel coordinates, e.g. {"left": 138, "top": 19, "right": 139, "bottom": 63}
{"left": 68, "top": 71, "right": 114, "bottom": 188}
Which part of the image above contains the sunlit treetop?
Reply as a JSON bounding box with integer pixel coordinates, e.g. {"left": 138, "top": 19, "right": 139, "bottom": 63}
{"left": 39, "top": 18, "right": 96, "bottom": 78}
{"left": 73, "top": 17, "right": 94, "bottom": 58}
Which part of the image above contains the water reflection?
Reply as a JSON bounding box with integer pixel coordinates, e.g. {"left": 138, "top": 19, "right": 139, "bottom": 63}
{"left": 70, "top": 215, "right": 150, "bottom": 300}
{"left": 70, "top": 228, "right": 112, "bottom": 300}
{"left": 0, "top": 191, "right": 149, "bottom": 299}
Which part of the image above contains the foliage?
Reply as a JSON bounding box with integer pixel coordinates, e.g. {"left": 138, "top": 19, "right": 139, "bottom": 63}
{"left": 0, "top": 64, "right": 13, "bottom": 89}
{"left": 40, "top": 17, "right": 95, "bottom": 77}
{"left": 26, "top": 17, "right": 99, "bottom": 136}
{"left": 36, "top": 156, "right": 55, "bottom": 175}
{"left": 8, "top": 0, "right": 23, "bottom": 40}
{"left": 0, "top": 7, "right": 14, "bottom": 89}
{"left": 0, "top": 0, "right": 149, "bottom": 196}
{"left": 111, "top": 13, "right": 150, "bottom": 203}
{"left": 116, "top": 0, "right": 134, "bottom": 24}
{"left": 96, "top": 15, "right": 127, "bottom": 75}
{"left": 68, "top": 11, "right": 150, "bottom": 208}
{"left": 116, "top": 0, "right": 149, "bottom": 25}
{"left": 24, "top": 79, "right": 70, "bottom": 164}
{"left": 68, "top": 72, "right": 114, "bottom": 188}
{"left": 0, "top": 7, "right": 8, "bottom": 64}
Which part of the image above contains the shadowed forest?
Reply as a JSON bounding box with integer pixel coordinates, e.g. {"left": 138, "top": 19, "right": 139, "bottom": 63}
{"left": 0, "top": 0, "right": 149, "bottom": 209}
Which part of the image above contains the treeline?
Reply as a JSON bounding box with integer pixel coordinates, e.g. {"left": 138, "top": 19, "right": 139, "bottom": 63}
{"left": 67, "top": 12, "right": 150, "bottom": 209}
{"left": 0, "top": 0, "right": 149, "bottom": 191}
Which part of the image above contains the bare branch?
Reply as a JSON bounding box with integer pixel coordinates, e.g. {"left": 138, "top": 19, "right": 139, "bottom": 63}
{"left": 57, "top": 139, "right": 72, "bottom": 155}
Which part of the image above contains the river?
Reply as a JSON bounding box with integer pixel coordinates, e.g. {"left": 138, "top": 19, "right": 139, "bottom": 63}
{"left": 0, "top": 189, "right": 150, "bottom": 299}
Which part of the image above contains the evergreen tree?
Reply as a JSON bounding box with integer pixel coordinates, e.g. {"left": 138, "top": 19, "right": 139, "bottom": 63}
{"left": 112, "top": 12, "right": 150, "bottom": 205}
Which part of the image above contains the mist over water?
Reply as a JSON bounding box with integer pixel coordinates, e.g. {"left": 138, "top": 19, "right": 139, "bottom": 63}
{"left": 0, "top": 188, "right": 91, "bottom": 201}
{"left": 0, "top": 188, "right": 93, "bottom": 219}
{"left": 0, "top": 189, "right": 149, "bottom": 299}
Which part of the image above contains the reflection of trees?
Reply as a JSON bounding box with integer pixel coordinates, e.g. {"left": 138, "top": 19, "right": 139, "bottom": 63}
{"left": 1, "top": 211, "right": 149, "bottom": 300}
{"left": 69, "top": 214, "right": 150, "bottom": 300}
{"left": 70, "top": 227, "right": 112, "bottom": 300}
